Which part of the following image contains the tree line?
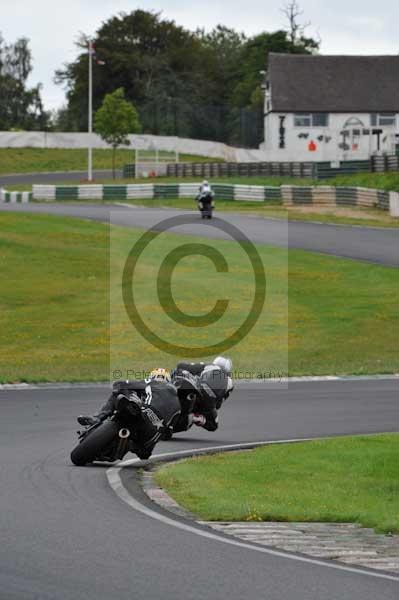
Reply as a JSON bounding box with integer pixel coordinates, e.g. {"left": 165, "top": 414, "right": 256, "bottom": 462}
{"left": 1, "top": 3, "right": 319, "bottom": 147}
{"left": 0, "top": 34, "right": 47, "bottom": 130}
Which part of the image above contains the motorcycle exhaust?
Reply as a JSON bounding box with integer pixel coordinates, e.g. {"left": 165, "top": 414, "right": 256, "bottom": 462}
{"left": 119, "top": 428, "right": 130, "bottom": 439}
{"left": 116, "top": 429, "right": 131, "bottom": 460}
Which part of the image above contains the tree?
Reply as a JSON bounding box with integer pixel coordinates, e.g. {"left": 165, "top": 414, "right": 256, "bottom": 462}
{"left": 0, "top": 33, "right": 48, "bottom": 130}
{"left": 55, "top": 9, "right": 320, "bottom": 146}
{"left": 94, "top": 87, "right": 141, "bottom": 178}
{"left": 281, "top": 1, "right": 320, "bottom": 50}
{"left": 55, "top": 10, "right": 209, "bottom": 135}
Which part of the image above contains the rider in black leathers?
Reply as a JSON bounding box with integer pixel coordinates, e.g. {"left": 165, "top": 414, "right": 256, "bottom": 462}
{"left": 171, "top": 357, "right": 233, "bottom": 433}
{"left": 78, "top": 369, "right": 181, "bottom": 459}
{"left": 77, "top": 358, "right": 233, "bottom": 454}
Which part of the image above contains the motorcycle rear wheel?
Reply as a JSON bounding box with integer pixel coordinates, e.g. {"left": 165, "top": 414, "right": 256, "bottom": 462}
{"left": 71, "top": 420, "right": 119, "bottom": 466}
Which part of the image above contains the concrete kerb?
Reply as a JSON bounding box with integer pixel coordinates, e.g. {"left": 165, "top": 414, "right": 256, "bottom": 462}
{"left": 145, "top": 442, "right": 397, "bottom": 575}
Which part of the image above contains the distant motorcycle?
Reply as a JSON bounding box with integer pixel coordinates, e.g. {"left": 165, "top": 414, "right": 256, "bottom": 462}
{"left": 197, "top": 191, "right": 214, "bottom": 219}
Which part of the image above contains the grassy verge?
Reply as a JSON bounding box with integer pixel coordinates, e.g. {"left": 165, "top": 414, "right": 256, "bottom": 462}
{"left": 154, "top": 434, "right": 399, "bottom": 534}
{"left": 1, "top": 213, "right": 399, "bottom": 382}
{"left": 0, "top": 148, "right": 222, "bottom": 174}
{"left": 110, "top": 197, "right": 399, "bottom": 228}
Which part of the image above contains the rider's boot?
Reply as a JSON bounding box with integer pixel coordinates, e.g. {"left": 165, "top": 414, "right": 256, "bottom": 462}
{"left": 77, "top": 411, "right": 109, "bottom": 427}
{"left": 77, "top": 415, "right": 101, "bottom": 427}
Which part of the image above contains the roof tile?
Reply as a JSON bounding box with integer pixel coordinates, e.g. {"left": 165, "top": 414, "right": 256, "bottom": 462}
{"left": 268, "top": 53, "right": 399, "bottom": 112}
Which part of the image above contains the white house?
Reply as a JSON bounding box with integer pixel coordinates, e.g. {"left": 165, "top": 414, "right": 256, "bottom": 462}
{"left": 262, "top": 53, "right": 399, "bottom": 162}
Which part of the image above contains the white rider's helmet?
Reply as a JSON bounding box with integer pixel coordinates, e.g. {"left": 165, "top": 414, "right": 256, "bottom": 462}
{"left": 213, "top": 356, "right": 232, "bottom": 375}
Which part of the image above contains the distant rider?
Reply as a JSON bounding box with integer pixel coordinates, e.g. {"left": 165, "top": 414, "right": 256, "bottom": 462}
{"left": 197, "top": 180, "right": 215, "bottom": 204}
{"left": 198, "top": 180, "right": 214, "bottom": 196}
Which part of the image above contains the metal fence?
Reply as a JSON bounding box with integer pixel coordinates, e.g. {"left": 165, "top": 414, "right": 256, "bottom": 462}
{"left": 122, "top": 155, "right": 399, "bottom": 181}
{"left": 123, "top": 162, "right": 316, "bottom": 179}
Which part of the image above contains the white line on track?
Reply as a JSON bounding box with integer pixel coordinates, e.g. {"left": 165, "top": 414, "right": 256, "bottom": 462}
{"left": 107, "top": 440, "right": 399, "bottom": 583}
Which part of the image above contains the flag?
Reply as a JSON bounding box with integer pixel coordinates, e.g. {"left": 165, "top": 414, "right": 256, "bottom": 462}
{"left": 89, "top": 41, "right": 105, "bottom": 65}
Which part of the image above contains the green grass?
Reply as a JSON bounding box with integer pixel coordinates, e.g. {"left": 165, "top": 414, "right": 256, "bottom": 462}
{"left": 330, "top": 171, "right": 399, "bottom": 192}
{"left": 0, "top": 148, "right": 221, "bottom": 175}
{"left": 154, "top": 434, "right": 399, "bottom": 534}
{"left": 1, "top": 213, "right": 399, "bottom": 382}
{"left": 0, "top": 213, "right": 109, "bottom": 382}
{"left": 2, "top": 147, "right": 399, "bottom": 192}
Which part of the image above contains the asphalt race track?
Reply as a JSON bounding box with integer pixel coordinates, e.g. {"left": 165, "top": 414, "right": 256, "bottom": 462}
{"left": 1, "top": 380, "right": 399, "bottom": 600}
{"left": 1, "top": 201, "right": 399, "bottom": 266}
{"left": 1, "top": 201, "right": 399, "bottom": 598}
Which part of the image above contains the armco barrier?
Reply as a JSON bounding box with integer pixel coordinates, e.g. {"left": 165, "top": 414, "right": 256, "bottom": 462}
{"left": 27, "top": 183, "right": 399, "bottom": 217}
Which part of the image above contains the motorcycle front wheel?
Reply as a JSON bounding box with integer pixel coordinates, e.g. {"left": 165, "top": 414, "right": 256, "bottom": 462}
{"left": 71, "top": 420, "right": 119, "bottom": 466}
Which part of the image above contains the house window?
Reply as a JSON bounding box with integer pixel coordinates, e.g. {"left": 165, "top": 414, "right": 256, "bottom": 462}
{"left": 370, "top": 113, "right": 396, "bottom": 126}
{"left": 294, "top": 113, "right": 329, "bottom": 127}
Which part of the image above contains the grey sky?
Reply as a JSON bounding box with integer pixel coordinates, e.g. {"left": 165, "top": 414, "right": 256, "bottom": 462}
{"left": 3, "top": 0, "right": 399, "bottom": 111}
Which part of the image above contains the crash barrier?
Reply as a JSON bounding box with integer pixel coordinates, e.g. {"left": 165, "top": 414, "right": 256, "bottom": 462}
{"left": 315, "top": 160, "right": 371, "bottom": 179}
{"left": 32, "top": 183, "right": 283, "bottom": 203}
{"left": 165, "top": 160, "right": 374, "bottom": 180}
{"left": 125, "top": 161, "right": 315, "bottom": 179}
{"left": 390, "top": 192, "right": 399, "bottom": 217}
{"left": 0, "top": 188, "right": 32, "bottom": 203}
{"left": 373, "top": 154, "right": 399, "bottom": 172}
{"left": 281, "top": 185, "right": 391, "bottom": 211}
{"left": 31, "top": 183, "right": 399, "bottom": 216}
{"left": 125, "top": 156, "right": 398, "bottom": 180}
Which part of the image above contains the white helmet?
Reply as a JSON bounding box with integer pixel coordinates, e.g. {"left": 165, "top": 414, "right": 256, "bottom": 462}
{"left": 213, "top": 356, "right": 232, "bottom": 375}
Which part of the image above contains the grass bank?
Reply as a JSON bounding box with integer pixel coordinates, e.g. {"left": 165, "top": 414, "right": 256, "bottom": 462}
{"left": 1, "top": 213, "right": 399, "bottom": 382}
{"left": 0, "top": 148, "right": 221, "bottom": 175}
{"left": 155, "top": 434, "right": 399, "bottom": 534}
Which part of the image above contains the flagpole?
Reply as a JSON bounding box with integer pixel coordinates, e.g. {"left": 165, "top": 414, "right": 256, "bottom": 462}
{"left": 88, "top": 40, "right": 93, "bottom": 182}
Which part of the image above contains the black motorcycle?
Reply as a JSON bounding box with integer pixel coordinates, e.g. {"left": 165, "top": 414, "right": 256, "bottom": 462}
{"left": 70, "top": 395, "right": 166, "bottom": 465}
{"left": 197, "top": 192, "right": 214, "bottom": 219}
